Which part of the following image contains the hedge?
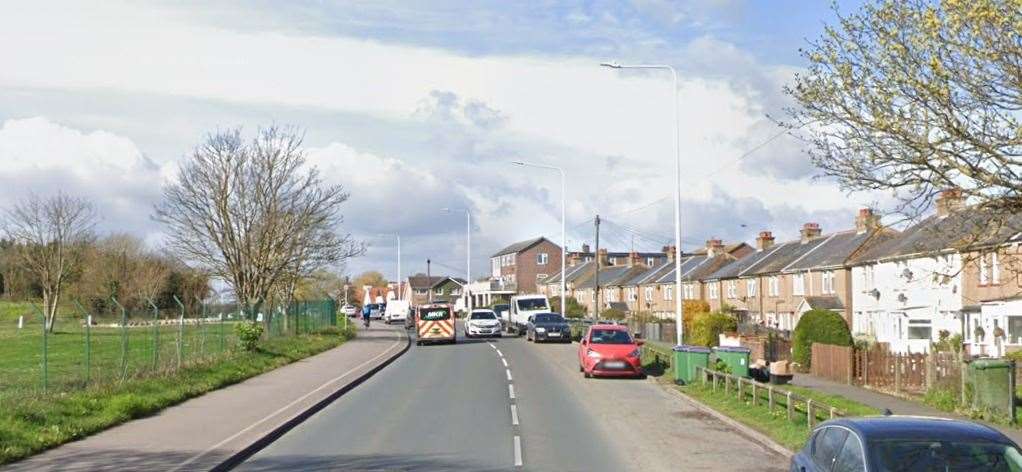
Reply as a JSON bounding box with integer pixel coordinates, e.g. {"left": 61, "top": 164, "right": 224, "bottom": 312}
{"left": 690, "top": 311, "right": 737, "bottom": 347}
{"left": 792, "top": 309, "right": 852, "bottom": 369}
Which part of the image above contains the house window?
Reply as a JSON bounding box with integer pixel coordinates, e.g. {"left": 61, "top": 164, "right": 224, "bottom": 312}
{"left": 980, "top": 254, "right": 989, "bottom": 285}
{"left": 708, "top": 283, "right": 718, "bottom": 300}
{"left": 862, "top": 265, "right": 875, "bottom": 290}
{"left": 434, "top": 288, "right": 444, "bottom": 296}
{"left": 644, "top": 287, "right": 653, "bottom": 302}
{"left": 664, "top": 285, "right": 673, "bottom": 301}
{"left": 747, "top": 279, "right": 757, "bottom": 297}
{"left": 451, "top": 288, "right": 461, "bottom": 296}
{"left": 414, "top": 289, "right": 427, "bottom": 295}
{"left": 629, "top": 287, "right": 638, "bottom": 302}
{"left": 1008, "top": 316, "right": 1022, "bottom": 344}
{"left": 537, "top": 253, "right": 549, "bottom": 265}
{"left": 646, "top": 257, "right": 656, "bottom": 266}
{"left": 907, "top": 319, "right": 932, "bottom": 340}
{"left": 768, "top": 276, "right": 780, "bottom": 297}
{"left": 608, "top": 257, "right": 618, "bottom": 265}
{"left": 536, "top": 274, "right": 548, "bottom": 280}
{"left": 684, "top": 284, "right": 695, "bottom": 300}
{"left": 993, "top": 253, "right": 1000, "bottom": 284}
{"left": 822, "top": 271, "right": 835, "bottom": 295}
{"left": 793, "top": 273, "right": 805, "bottom": 296}
{"left": 726, "top": 280, "right": 736, "bottom": 299}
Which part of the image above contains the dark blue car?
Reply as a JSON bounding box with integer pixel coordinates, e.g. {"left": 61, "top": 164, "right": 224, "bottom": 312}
{"left": 791, "top": 416, "right": 1022, "bottom": 472}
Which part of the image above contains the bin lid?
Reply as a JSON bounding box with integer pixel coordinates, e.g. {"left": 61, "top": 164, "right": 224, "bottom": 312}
{"left": 712, "top": 346, "right": 751, "bottom": 354}
{"left": 673, "top": 344, "right": 711, "bottom": 353}
{"left": 971, "top": 358, "right": 1013, "bottom": 370}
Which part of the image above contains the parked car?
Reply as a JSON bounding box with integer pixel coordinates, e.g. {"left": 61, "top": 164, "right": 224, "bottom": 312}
{"left": 526, "top": 313, "right": 571, "bottom": 343}
{"left": 507, "top": 294, "right": 550, "bottom": 335}
{"left": 341, "top": 304, "right": 357, "bottom": 317}
{"left": 791, "top": 416, "right": 1022, "bottom": 472}
{"left": 464, "top": 309, "right": 502, "bottom": 338}
{"left": 577, "top": 324, "right": 644, "bottom": 378}
{"left": 492, "top": 303, "right": 510, "bottom": 327}
{"left": 367, "top": 303, "right": 384, "bottom": 320}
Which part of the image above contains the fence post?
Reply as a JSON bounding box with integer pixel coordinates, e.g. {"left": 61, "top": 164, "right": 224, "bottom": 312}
{"left": 847, "top": 346, "right": 853, "bottom": 385}
{"left": 786, "top": 391, "right": 794, "bottom": 421}
{"left": 830, "top": 406, "right": 836, "bottom": 419}
{"left": 30, "top": 304, "right": 48, "bottom": 392}
{"left": 197, "top": 296, "right": 207, "bottom": 358}
{"left": 737, "top": 376, "right": 743, "bottom": 400}
{"left": 73, "top": 301, "right": 91, "bottom": 385}
{"left": 219, "top": 312, "right": 225, "bottom": 354}
{"left": 713, "top": 372, "right": 718, "bottom": 391}
{"left": 752, "top": 381, "right": 757, "bottom": 406}
{"left": 148, "top": 299, "right": 160, "bottom": 371}
{"left": 895, "top": 354, "right": 902, "bottom": 393}
{"left": 111, "top": 297, "right": 128, "bottom": 380}
{"left": 925, "top": 350, "right": 934, "bottom": 390}
{"left": 863, "top": 348, "right": 869, "bottom": 386}
{"left": 173, "top": 295, "right": 185, "bottom": 370}
{"left": 807, "top": 399, "right": 814, "bottom": 429}
{"left": 768, "top": 386, "right": 774, "bottom": 411}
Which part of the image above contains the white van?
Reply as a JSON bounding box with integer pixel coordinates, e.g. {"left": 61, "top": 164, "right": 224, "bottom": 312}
{"left": 384, "top": 300, "right": 410, "bottom": 324}
{"left": 507, "top": 294, "right": 550, "bottom": 335}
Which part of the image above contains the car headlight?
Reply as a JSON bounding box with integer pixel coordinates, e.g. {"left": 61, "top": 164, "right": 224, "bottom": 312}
{"left": 535, "top": 327, "right": 546, "bottom": 333}
{"left": 586, "top": 349, "right": 601, "bottom": 358}
{"left": 627, "top": 349, "right": 640, "bottom": 358}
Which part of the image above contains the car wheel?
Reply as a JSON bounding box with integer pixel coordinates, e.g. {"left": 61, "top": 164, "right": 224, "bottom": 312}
{"left": 579, "top": 364, "right": 584, "bottom": 372}
{"left": 415, "top": 340, "right": 421, "bottom": 346}
{"left": 584, "top": 370, "right": 592, "bottom": 379}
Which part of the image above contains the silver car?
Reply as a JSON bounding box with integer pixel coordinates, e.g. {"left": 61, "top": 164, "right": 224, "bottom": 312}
{"left": 464, "top": 309, "right": 502, "bottom": 338}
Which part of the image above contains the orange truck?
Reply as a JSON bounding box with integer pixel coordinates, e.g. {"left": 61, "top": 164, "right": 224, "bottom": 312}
{"left": 415, "top": 304, "right": 456, "bottom": 345}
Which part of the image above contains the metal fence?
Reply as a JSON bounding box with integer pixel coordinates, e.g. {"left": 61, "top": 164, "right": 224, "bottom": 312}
{"left": 0, "top": 298, "right": 339, "bottom": 402}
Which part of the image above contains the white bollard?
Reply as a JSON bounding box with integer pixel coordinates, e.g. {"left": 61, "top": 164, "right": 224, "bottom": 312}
{"left": 87, "top": 315, "right": 92, "bottom": 326}
{"left": 18, "top": 315, "right": 23, "bottom": 329}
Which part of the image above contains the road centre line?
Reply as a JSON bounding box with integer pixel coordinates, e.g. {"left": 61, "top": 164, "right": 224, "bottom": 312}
{"left": 501, "top": 358, "right": 508, "bottom": 367}
{"left": 513, "top": 435, "right": 523, "bottom": 467}
{"left": 508, "top": 384, "right": 516, "bottom": 399}
{"left": 510, "top": 404, "right": 519, "bottom": 426}
{"left": 506, "top": 369, "right": 512, "bottom": 381}
{"left": 496, "top": 349, "right": 504, "bottom": 357}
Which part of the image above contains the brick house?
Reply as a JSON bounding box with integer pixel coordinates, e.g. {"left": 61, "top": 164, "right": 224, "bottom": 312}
{"left": 490, "top": 237, "right": 563, "bottom": 294}
{"left": 961, "top": 237, "right": 1022, "bottom": 356}
{"left": 404, "top": 275, "right": 467, "bottom": 307}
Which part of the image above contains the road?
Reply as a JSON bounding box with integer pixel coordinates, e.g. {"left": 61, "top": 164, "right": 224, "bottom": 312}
{"left": 236, "top": 322, "right": 788, "bottom": 471}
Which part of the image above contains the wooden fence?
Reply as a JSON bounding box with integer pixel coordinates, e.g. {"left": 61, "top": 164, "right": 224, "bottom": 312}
{"left": 811, "top": 342, "right": 964, "bottom": 396}
{"left": 696, "top": 366, "right": 845, "bottom": 429}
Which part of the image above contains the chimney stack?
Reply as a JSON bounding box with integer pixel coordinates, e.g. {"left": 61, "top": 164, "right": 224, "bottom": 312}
{"left": 935, "top": 189, "right": 964, "bottom": 217}
{"left": 800, "top": 223, "right": 822, "bottom": 243}
{"left": 597, "top": 248, "right": 609, "bottom": 267}
{"left": 664, "top": 245, "right": 677, "bottom": 262}
{"left": 628, "top": 251, "right": 643, "bottom": 267}
{"left": 855, "top": 208, "right": 880, "bottom": 234}
{"left": 706, "top": 239, "right": 725, "bottom": 257}
{"left": 568, "top": 252, "right": 582, "bottom": 267}
{"left": 756, "top": 231, "right": 775, "bottom": 251}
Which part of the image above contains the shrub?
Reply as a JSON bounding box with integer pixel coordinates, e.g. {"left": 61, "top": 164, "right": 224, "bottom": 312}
{"left": 690, "top": 311, "right": 737, "bottom": 347}
{"left": 601, "top": 308, "right": 626, "bottom": 320}
{"left": 792, "top": 309, "right": 852, "bottom": 369}
{"left": 235, "top": 321, "right": 265, "bottom": 351}
{"left": 682, "top": 300, "right": 711, "bottom": 335}
{"left": 549, "top": 296, "right": 587, "bottom": 318}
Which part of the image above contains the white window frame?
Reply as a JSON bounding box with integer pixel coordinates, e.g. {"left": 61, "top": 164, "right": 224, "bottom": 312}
{"left": 644, "top": 286, "right": 654, "bottom": 302}
{"left": 434, "top": 288, "right": 444, "bottom": 296}
{"left": 768, "top": 276, "right": 780, "bottom": 297}
{"left": 822, "top": 271, "right": 835, "bottom": 294}
{"left": 793, "top": 273, "right": 805, "bottom": 296}
{"left": 980, "top": 254, "right": 989, "bottom": 285}
{"left": 726, "top": 280, "right": 736, "bottom": 299}
{"left": 537, "top": 252, "right": 549, "bottom": 265}
{"left": 993, "top": 252, "right": 1000, "bottom": 284}
{"left": 708, "top": 283, "right": 718, "bottom": 300}
{"left": 664, "top": 285, "right": 673, "bottom": 301}
{"left": 747, "top": 279, "right": 757, "bottom": 297}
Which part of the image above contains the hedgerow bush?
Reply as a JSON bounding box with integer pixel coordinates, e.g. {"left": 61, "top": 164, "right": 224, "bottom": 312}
{"left": 690, "top": 311, "right": 737, "bottom": 347}
{"left": 792, "top": 309, "right": 852, "bottom": 369}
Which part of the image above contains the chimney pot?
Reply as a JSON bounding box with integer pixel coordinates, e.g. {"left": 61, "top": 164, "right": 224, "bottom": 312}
{"left": 800, "top": 223, "right": 823, "bottom": 243}
{"left": 706, "top": 239, "right": 725, "bottom": 256}
{"left": 756, "top": 231, "right": 775, "bottom": 251}
{"left": 855, "top": 208, "right": 880, "bottom": 233}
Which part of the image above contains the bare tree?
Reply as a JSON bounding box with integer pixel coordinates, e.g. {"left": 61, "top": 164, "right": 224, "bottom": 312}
{"left": 135, "top": 253, "right": 170, "bottom": 306}
{"left": 155, "top": 126, "right": 364, "bottom": 317}
{"left": 785, "top": 0, "right": 1022, "bottom": 239}
{"left": 3, "top": 193, "right": 96, "bottom": 331}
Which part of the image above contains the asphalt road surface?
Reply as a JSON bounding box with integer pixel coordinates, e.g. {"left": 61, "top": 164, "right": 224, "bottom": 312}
{"left": 236, "top": 321, "right": 787, "bottom": 471}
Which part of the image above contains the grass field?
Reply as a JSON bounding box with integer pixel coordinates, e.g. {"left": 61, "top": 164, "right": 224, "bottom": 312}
{"left": 0, "top": 324, "right": 355, "bottom": 464}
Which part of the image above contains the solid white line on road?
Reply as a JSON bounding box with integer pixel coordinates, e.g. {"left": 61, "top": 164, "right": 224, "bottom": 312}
{"left": 510, "top": 404, "right": 519, "bottom": 426}
{"left": 496, "top": 349, "right": 503, "bottom": 357}
{"left": 506, "top": 369, "right": 512, "bottom": 381}
{"left": 501, "top": 358, "right": 508, "bottom": 367}
{"left": 508, "top": 384, "right": 516, "bottom": 400}
{"left": 513, "top": 435, "right": 523, "bottom": 467}
{"left": 489, "top": 343, "right": 497, "bottom": 350}
{"left": 171, "top": 328, "right": 407, "bottom": 472}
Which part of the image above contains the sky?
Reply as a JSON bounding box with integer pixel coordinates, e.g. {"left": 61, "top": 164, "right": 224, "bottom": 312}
{"left": 0, "top": 0, "right": 879, "bottom": 282}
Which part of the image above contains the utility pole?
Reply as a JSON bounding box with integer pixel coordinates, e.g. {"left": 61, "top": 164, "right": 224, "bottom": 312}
{"left": 427, "top": 259, "right": 433, "bottom": 304}
{"left": 594, "top": 214, "right": 601, "bottom": 321}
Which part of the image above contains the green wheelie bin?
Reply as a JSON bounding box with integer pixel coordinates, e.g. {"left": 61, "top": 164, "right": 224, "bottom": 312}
{"left": 673, "top": 345, "right": 711, "bottom": 385}
{"left": 712, "top": 346, "right": 751, "bottom": 378}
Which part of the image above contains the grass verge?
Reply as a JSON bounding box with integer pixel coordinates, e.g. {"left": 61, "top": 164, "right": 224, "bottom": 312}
{"left": 0, "top": 325, "right": 355, "bottom": 465}
{"left": 671, "top": 380, "right": 880, "bottom": 452}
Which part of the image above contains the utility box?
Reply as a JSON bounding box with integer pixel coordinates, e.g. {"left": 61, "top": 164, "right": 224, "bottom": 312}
{"left": 968, "top": 358, "right": 1016, "bottom": 423}
{"left": 713, "top": 346, "right": 752, "bottom": 378}
{"left": 673, "top": 345, "right": 711, "bottom": 385}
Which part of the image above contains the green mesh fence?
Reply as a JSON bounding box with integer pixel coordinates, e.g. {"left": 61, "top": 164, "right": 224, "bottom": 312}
{"left": 0, "top": 298, "right": 339, "bottom": 404}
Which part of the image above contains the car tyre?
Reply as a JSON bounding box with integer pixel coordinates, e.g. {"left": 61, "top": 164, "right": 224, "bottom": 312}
{"left": 579, "top": 364, "right": 584, "bottom": 372}
{"left": 584, "top": 370, "right": 592, "bottom": 379}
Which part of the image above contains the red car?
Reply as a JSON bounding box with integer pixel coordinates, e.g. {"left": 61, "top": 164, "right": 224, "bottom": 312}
{"left": 577, "top": 324, "right": 644, "bottom": 378}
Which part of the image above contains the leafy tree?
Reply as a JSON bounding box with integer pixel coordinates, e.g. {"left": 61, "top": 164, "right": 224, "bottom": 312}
{"left": 690, "top": 311, "right": 737, "bottom": 348}
{"left": 601, "top": 307, "right": 626, "bottom": 321}
{"left": 792, "top": 309, "right": 853, "bottom": 369}
{"left": 549, "top": 295, "right": 587, "bottom": 318}
{"left": 785, "top": 0, "right": 1022, "bottom": 242}
{"left": 352, "top": 270, "right": 388, "bottom": 289}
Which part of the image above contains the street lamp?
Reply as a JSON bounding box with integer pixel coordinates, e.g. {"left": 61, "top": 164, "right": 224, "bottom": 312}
{"left": 601, "top": 61, "right": 684, "bottom": 346}
{"left": 442, "top": 207, "right": 472, "bottom": 311}
{"left": 510, "top": 161, "right": 566, "bottom": 318}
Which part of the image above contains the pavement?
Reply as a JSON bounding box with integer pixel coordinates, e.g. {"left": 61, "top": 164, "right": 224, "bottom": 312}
{"left": 2, "top": 323, "right": 408, "bottom": 472}
{"left": 793, "top": 373, "right": 1022, "bottom": 445}
{"left": 239, "top": 322, "right": 789, "bottom": 471}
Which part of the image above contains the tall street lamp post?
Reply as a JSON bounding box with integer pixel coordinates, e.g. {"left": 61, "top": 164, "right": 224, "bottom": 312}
{"left": 442, "top": 208, "right": 472, "bottom": 311}
{"left": 601, "top": 61, "right": 684, "bottom": 345}
{"left": 510, "top": 161, "right": 566, "bottom": 317}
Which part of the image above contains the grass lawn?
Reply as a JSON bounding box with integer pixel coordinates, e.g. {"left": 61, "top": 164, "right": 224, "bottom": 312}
{"left": 0, "top": 324, "right": 355, "bottom": 465}
{"left": 670, "top": 379, "right": 880, "bottom": 452}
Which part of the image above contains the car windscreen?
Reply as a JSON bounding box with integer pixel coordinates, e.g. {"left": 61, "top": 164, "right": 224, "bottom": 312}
{"left": 493, "top": 304, "right": 509, "bottom": 312}
{"left": 870, "top": 439, "right": 1022, "bottom": 471}
{"left": 589, "top": 329, "right": 633, "bottom": 344}
{"left": 419, "top": 308, "right": 450, "bottom": 321}
{"left": 516, "top": 298, "right": 549, "bottom": 311}
{"left": 534, "top": 314, "right": 565, "bottom": 323}
{"left": 470, "top": 311, "right": 497, "bottom": 320}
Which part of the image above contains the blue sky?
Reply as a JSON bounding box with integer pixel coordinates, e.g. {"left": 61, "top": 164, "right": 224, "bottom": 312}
{"left": 0, "top": 1, "right": 880, "bottom": 281}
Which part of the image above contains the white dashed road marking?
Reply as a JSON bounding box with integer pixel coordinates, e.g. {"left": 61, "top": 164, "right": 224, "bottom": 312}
{"left": 510, "top": 404, "right": 519, "bottom": 426}
{"left": 506, "top": 369, "right": 513, "bottom": 381}
{"left": 513, "top": 435, "right": 523, "bottom": 467}
{"left": 490, "top": 342, "right": 522, "bottom": 468}
{"left": 508, "top": 384, "right": 516, "bottom": 399}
